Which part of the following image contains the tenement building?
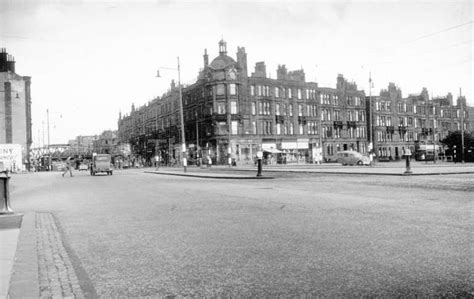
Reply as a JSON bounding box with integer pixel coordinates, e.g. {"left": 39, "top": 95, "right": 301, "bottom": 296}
{"left": 368, "top": 83, "right": 468, "bottom": 161}
{"left": 0, "top": 48, "right": 33, "bottom": 171}
{"left": 118, "top": 40, "right": 368, "bottom": 165}
{"left": 118, "top": 39, "right": 469, "bottom": 165}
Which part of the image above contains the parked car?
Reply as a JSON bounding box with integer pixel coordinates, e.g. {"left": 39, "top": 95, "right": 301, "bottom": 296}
{"left": 336, "top": 151, "right": 370, "bottom": 166}
{"left": 78, "top": 163, "right": 89, "bottom": 171}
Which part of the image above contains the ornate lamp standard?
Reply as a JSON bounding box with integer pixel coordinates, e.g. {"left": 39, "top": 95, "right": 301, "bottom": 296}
{"left": 157, "top": 57, "right": 187, "bottom": 172}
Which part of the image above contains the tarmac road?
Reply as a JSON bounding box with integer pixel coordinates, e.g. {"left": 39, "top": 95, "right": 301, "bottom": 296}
{"left": 10, "top": 168, "right": 474, "bottom": 297}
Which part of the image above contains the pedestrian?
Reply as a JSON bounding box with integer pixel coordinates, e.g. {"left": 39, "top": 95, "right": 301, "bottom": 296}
{"left": 207, "top": 155, "right": 212, "bottom": 168}
{"left": 154, "top": 155, "right": 161, "bottom": 170}
{"left": 62, "top": 157, "right": 73, "bottom": 177}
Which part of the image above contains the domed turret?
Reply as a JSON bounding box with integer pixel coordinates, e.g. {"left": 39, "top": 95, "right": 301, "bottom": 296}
{"left": 209, "top": 39, "right": 236, "bottom": 70}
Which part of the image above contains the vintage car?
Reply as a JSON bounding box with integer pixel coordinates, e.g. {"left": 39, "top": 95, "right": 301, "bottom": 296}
{"left": 78, "top": 163, "right": 89, "bottom": 171}
{"left": 336, "top": 151, "right": 370, "bottom": 166}
{"left": 90, "top": 154, "right": 113, "bottom": 176}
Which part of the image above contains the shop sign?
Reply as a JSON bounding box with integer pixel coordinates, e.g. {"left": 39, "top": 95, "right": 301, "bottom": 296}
{"left": 262, "top": 143, "right": 277, "bottom": 151}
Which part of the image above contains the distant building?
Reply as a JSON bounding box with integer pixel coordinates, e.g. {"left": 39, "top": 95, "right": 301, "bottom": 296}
{"left": 466, "top": 106, "right": 474, "bottom": 134}
{"left": 68, "top": 135, "right": 98, "bottom": 157}
{"left": 93, "top": 130, "right": 118, "bottom": 155}
{"left": 0, "top": 48, "right": 32, "bottom": 170}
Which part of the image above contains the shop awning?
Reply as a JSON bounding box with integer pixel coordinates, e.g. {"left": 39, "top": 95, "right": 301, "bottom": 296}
{"left": 263, "top": 148, "right": 283, "bottom": 154}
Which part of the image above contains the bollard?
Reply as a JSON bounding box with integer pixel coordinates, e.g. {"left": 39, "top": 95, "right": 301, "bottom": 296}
{"left": 404, "top": 155, "right": 412, "bottom": 175}
{"left": 256, "top": 159, "right": 262, "bottom": 177}
{"left": 0, "top": 171, "right": 13, "bottom": 214}
{"left": 403, "top": 149, "right": 412, "bottom": 175}
{"left": 256, "top": 150, "right": 263, "bottom": 177}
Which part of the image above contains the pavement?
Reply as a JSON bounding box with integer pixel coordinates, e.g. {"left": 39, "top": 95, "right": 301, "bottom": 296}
{"left": 1, "top": 161, "right": 473, "bottom": 297}
{"left": 146, "top": 160, "right": 474, "bottom": 177}
{"left": 1, "top": 212, "right": 87, "bottom": 298}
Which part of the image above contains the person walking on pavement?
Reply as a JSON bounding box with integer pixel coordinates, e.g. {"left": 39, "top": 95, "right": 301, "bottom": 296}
{"left": 62, "top": 156, "right": 73, "bottom": 177}
{"left": 154, "top": 155, "right": 161, "bottom": 170}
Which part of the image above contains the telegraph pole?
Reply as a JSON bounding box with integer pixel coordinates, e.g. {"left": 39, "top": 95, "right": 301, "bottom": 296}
{"left": 460, "top": 88, "right": 465, "bottom": 163}
{"left": 47, "top": 109, "right": 51, "bottom": 171}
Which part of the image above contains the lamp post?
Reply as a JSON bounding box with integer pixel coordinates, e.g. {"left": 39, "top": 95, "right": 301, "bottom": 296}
{"left": 368, "top": 72, "right": 375, "bottom": 164}
{"left": 157, "top": 57, "right": 187, "bottom": 172}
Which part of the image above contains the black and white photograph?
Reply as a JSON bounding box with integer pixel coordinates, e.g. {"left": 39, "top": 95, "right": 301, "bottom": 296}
{"left": 0, "top": 0, "right": 473, "bottom": 297}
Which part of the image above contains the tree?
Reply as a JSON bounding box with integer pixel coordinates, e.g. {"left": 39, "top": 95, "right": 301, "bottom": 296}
{"left": 440, "top": 131, "right": 474, "bottom": 149}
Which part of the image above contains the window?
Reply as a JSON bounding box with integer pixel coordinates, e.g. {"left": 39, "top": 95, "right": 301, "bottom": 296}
{"left": 289, "top": 123, "right": 294, "bottom": 135}
{"left": 276, "top": 103, "right": 281, "bottom": 116}
{"left": 297, "top": 89, "right": 302, "bottom": 99}
{"left": 262, "top": 121, "right": 272, "bottom": 135}
{"left": 264, "top": 102, "right": 271, "bottom": 115}
{"left": 251, "top": 121, "right": 257, "bottom": 134}
{"left": 250, "top": 85, "right": 255, "bottom": 96}
{"left": 257, "top": 85, "right": 262, "bottom": 96}
{"left": 229, "top": 84, "right": 237, "bottom": 95}
{"left": 217, "top": 122, "right": 227, "bottom": 134}
{"left": 299, "top": 124, "right": 304, "bottom": 135}
{"left": 264, "top": 86, "right": 270, "bottom": 96}
{"left": 288, "top": 88, "right": 292, "bottom": 98}
{"left": 308, "top": 105, "right": 317, "bottom": 117}
{"left": 230, "top": 101, "right": 238, "bottom": 114}
{"left": 276, "top": 123, "right": 281, "bottom": 135}
{"left": 251, "top": 102, "right": 256, "bottom": 115}
{"left": 216, "top": 84, "right": 225, "bottom": 95}
{"left": 275, "top": 87, "right": 280, "bottom": 98}
{"left": 217, "top": 102, "right": 226, "bottom": 114}
{"left": 289, "top": 104, "right": 293, "bottom": 116}
{"left": 231, "top": 121, "right": 238, "bottom": 135}
{"left": 298, "top": 104, "right": 304, "bottom": 116}
{"left": 308, "top": 121, "right": 318, "bottom": 134}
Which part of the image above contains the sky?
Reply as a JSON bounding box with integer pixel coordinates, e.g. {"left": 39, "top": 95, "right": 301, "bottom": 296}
{"left": 1, "top": 0, "right": 472, "bottom": 145}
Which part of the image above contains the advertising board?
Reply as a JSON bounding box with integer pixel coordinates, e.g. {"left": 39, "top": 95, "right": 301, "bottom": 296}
{"left": 0, "top": 144, "right": 23, "bottom": 172}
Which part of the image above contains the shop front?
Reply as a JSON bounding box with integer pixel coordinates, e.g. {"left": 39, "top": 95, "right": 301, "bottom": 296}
{"left": 281, "top": 138, "right": 309, "bottom": 164}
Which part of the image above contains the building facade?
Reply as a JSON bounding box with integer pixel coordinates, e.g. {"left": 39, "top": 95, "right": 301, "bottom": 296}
{"left": 67, "top": 135, "right": 98, "bottom": 157}
{"left": 368, "top": 84, "right": 468, "bottom": 161}
{"left": 93, "top": 130, "right": 118, "bottom": 155}
{"left": 118, "top": 40, "right": 368, "bottom": 165}
{"left": 0, "top": 48, "right": 32, "bottom": 171}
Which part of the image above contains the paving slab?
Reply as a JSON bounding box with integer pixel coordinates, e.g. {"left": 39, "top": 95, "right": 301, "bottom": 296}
{"left": 0, "top": 228, "right": 20, "bottom": 299}
{"left": 7, "top": 212, "right": 38, "bottom": 299}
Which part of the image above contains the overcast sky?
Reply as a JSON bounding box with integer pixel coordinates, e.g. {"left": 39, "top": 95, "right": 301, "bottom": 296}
{"left": 1, "top": 0, "right": 472, "bottom": 145}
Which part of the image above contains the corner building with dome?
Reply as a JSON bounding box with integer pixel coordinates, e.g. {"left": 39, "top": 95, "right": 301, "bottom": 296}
{"left": 118, "top": 39, "right": 369, "bottom": 165}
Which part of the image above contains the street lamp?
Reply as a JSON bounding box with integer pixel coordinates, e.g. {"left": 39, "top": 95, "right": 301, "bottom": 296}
{"left": 368, "top": 72, "right": 374, "bottom": 163}
{"left": 157, "top": 57, "right": 187, "bottom": 172}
